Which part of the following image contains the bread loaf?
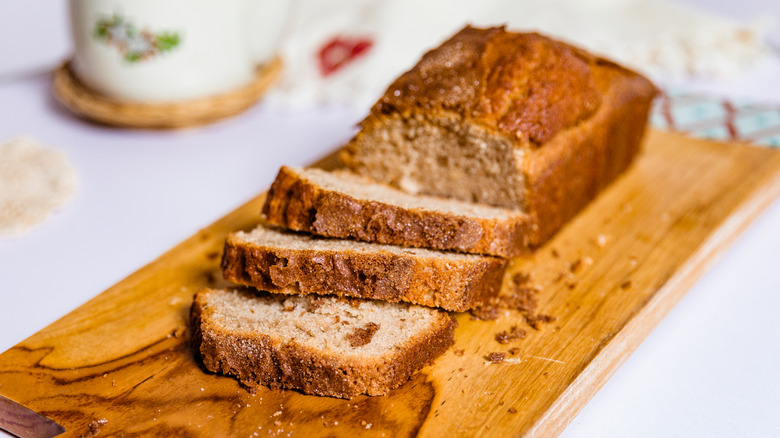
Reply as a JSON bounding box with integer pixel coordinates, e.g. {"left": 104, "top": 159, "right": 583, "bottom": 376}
{"left": 342, "top": 26, "right": 658, "bottom": 248}
{"left": 191, "top": 288, "right": 456, "bottom": 399}
{"left": 222, "top": 224, "right": 507, "bottom": 311}
{"left": 262, "top": 166, "right": 530, "bottom": 257}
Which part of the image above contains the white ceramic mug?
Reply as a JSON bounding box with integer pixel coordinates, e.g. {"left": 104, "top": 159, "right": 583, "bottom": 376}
{"left": 69, "top": 0, "right": 289, "bottom": 102}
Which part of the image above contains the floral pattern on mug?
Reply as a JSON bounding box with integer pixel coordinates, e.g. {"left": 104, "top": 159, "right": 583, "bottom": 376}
{"left": 94, "top": 14, "right": 181, "bottom": 63}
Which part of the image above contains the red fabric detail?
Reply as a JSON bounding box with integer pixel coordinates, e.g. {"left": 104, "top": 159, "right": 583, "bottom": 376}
{"left": 318, "top": 36, "right": 374, "bottom": 77}
{"left": 723, "top": 100, "right": 738, "bottom": 140}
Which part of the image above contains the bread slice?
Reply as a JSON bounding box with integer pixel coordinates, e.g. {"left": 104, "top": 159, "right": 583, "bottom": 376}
{"left": 262, "top": 166, "right": 530, "bottom": 258}
{"left": 342, "top": 26, "right": 658, "bottom": 249}
{"left": 190, "top": 288, "right": 456, "bottom": 399}
{"left": 222, "top": 224, "right": 507, "bottom": 311}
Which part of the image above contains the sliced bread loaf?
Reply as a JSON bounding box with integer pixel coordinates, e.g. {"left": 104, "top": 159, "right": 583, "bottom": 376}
{"left": 191, "top": 288, "right": 456, "bottom": 399}
{"left": 262, "top": 166, "right": 530, "bottom": 257}
{"left": 222, "top": 224, "right": 506, "bottom": 311}
{"left": 342, "top": 26, "right": 657, "bottom": 248}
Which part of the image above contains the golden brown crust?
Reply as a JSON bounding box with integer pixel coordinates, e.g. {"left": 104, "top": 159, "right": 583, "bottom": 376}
{"left": 521, "top": 60, "right": 656, "bottom": 246}
{"left": 221, "top": 230, "right": 507, "bottom": 311}
{"left": 190, "top": 291, "right": 456, "bottom": 399}
{"left": 261, "top": 166, "right": 531, "bottom": 258}
{"left": 368, "top": 26, "right": 604, "bottom": 145}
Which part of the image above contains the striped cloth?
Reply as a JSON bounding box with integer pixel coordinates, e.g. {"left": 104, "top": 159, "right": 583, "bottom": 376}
{"left": 652, "top": 92, "right": 780, "bottom": 147}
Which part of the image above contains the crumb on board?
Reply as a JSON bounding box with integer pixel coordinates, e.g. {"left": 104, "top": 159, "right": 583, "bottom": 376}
{"left": 525, "top": 313, "right": 557, "bottom": 330}
{"left": 86, "top": 418, "right": 108, "bottom": 437}
{"left": 509, "top": 347, "right": 521, "bottom": 355}
{"left": 485, "top": 352, "right": 506, "bottom": 364}
{"left": 469, "top": 305, "right": 499, "bottom": 321}
{"left": 469, "top": 272, "right": 558, "bottom": 330}
{"left": 508, "top": 407, "right": 518, "bottom": 414}
{"left": 495, "top": 326, "right": 527, "bottom": 344}
{"left": 453, "top": 349, "right": 465, "bottom": 356}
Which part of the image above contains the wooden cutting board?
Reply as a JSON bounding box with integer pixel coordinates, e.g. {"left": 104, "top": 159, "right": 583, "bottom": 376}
{"left": 2, "top": 131, "right": 780, "bottom": 438}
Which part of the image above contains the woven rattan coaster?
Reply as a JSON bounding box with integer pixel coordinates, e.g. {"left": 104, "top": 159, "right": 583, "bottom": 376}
{"left": 52, "top": 57, "right": 282, "bottom": 129}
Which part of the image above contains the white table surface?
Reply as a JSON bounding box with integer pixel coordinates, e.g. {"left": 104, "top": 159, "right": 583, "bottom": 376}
{"left": 1, "top": 1, "right": 780, "bottom": 437}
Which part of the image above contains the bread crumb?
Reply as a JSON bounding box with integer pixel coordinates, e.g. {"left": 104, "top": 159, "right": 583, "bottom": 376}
{"left": 502, "top": 274, "right": 539, "bottom": 313}
{"left": 495, "top": 326, "right": 526, "bottom": 344}
{"left": 85, "top": 418, "right": 107, "bottom": 438}
{"left": 569, "top": 259, "right": 582, "bottom": 273}
{"left": 469, "top": 305, "right": 499, "bottom": 321}
{"left": 526, "top": 313, "right": 557, "bottom": 330}
{"left": 509, "top": 347, "right": 521, "bottom": 356}
{"left": 485, "top": 352, "right": 506, "bottom": 364}
{"left": 345, "top": 322, "right": 380, "bottom": 347}
{"left": 596, "top": 234, "right": 609, "bottom": 248}
{"left": 471, "top": 272, "right": 557, "bottom": 330}
{"left": 551, "top": 248, "right": 560, "bottom": 258}
{"left": 508, "top": 407, "right": 518, "bottom": 414}
{"left": 620, "top": 280, "right": 632, "bottom": 289}
{"left": 453, "top": 349, "right": 465, "bottom": 356}
{"left": 511, "top": 272, "right": 531, "bottom": 285}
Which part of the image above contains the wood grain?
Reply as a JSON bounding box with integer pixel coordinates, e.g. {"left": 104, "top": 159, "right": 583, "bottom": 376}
{"left": 1, "top": 131, "right": 780, "bottom": 437}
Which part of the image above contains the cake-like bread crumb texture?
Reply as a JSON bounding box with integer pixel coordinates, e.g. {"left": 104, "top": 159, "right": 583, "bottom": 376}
{"left": 222, "top": 224, "right": 507, "bottom": 311}
{"left": 191, "top": 288, "right": 456, "bottom": 399}
{"left": 346, "top": 322, "right": 380, "bottom": 347}
{"left": 262, "top": 166, "right": 531, "bottom": 258}
{"left": 343, "top": 26, "right": 658, "bottom": 249}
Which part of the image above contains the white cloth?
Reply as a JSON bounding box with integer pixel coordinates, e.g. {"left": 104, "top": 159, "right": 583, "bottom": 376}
{"left": 267, "top": 0, "right": 770, "bottom": 110}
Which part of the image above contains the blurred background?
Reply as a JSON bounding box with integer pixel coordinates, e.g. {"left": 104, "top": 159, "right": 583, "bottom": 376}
{"left": 1, "top": 1, "right": 779, "bottom": 437}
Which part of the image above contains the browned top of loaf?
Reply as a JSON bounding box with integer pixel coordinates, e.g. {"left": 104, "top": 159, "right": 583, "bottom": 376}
{"left": 369, "top": 25, "right": 655, "bottom": 146}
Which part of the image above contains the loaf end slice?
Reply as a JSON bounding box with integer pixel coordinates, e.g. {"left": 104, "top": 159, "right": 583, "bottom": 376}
{"left": 262, "top": 166, "right": 531, "bottom": 257}
{"left": 191, "top": 288, "right": 456, "bottom": 399}
{"left": 222, "top": 224, "right": 507, "bottom": 311}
